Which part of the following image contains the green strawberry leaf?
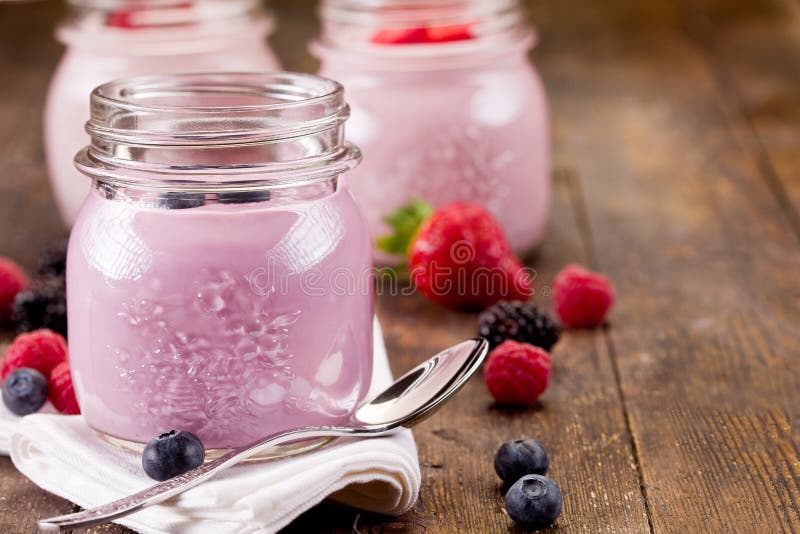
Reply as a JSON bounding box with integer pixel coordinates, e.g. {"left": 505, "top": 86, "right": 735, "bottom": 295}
{"left": 376, "top": 199, "right": 434, "bottom": 257}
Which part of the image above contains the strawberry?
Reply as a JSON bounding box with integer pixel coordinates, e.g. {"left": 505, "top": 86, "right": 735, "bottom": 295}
{"left": 378, "top": 200, "right": 533, "bottom": 310}
{"left": 425, "top": 24, "right": 474, "bottom": 43}
{"left": 371, "top": 24, "right": 474, "bottom": 45}
{"left": 371, "top": 27, "right": 428, "bottom": 45}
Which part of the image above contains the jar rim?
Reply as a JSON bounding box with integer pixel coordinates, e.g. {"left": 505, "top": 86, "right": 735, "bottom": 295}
{"left": 91, "top": 71, "right": 344, "bottom": 114}
{"left": 77, "top": 72, "right": 361, "bottom": 189}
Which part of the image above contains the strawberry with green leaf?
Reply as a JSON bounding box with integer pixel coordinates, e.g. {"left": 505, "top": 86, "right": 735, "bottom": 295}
{"left": 378, "top": 200, "right": 533, "bottom": 310}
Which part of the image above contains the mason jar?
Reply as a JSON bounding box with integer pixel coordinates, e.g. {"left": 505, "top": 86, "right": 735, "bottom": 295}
{"left": 46, "top": 0, "right": 281, "bottom": 226}
{"left": 311, "top": 0, "right": 550, "bottom": 262}
{"left": 67, "top": 73, "right": 373, "bottom": 454}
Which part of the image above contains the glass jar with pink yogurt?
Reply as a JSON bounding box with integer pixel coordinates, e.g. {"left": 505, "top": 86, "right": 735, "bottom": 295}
{"left": 46, "top": 0, "right": 281, "bottom": 227}
{"left": 312, "top": 0, "right": 550, "bottom": 263}
{"left": 67, "top": 73, "right": 373, "bottom": 454}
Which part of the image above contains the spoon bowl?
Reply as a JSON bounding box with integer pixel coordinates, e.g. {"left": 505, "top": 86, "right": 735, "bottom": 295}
{"left": 38, "top": 337, "right": 489, "bottom": 532}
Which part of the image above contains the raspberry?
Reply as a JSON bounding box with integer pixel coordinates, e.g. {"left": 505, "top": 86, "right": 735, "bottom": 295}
{"left": 484, "top": 341, "right": 551, "bottom": 406}
{"left": 478, "top": 300, "right": 561, "bottom": 351}
{"left": 1, "top": 330, "right": 68, "bottom": 381}
{"left": 0, "top": 258, "right": 29, "bottom": 323}
{"left": 552, "top": 264, "right": 614, "bottom": 328}
{"left": 48, "top": 361, "right": 80, "bottom": 415}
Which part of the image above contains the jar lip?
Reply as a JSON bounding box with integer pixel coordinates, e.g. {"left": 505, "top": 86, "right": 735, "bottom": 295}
{"left": 78, "top": 72, "right": 361, "bottom": 187}
{"left": 91, "top": 71, "right": 345, "bottom": 114}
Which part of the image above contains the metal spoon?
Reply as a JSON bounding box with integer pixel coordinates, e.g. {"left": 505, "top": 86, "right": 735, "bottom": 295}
{"left": 38, "top": 338, "right": 489, "bottom": 532}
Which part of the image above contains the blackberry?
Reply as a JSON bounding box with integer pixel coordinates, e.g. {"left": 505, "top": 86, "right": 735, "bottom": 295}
{"left": 478, "top": 300, "right": 561, "bottom": 351}
{"left": 12, "top": 277, "right": 67, "bottom": 338}
{"left": 37, "top": 239, "right": 69, "bottom": 278}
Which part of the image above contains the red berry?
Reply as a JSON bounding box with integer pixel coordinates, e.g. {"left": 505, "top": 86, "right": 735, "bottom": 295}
{"left": 425, "top": 24, "right": 474, "bottom": 43}
{"left": 1, "top": 330, "right": 67, "bottom": 381}
{"left": 408, "top": 203, "right": 533, "bottom": 310}
{"left": 106, "top": 11, "right": 136, "bottom": 29}
{"left": 0, "top": 258, "right": 29, "bottom": 323}
{"left": 371, "top": 27, "right": 428, "bottom": 44}
{"left": 484, "top": 341, "right": 551, "bottom": 406}
{"left": 552, "top": 264, "right": 614, "bottom": 328}
{"left": 48, "top": 361, "right": 80, "bottom": 415}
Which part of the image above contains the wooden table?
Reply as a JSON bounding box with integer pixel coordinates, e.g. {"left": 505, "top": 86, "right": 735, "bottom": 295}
{"left": 1, "top": 0, "right": 799, "bottom": 532}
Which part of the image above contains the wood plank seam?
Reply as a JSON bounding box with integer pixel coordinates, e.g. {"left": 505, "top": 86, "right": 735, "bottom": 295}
{"left": 678, "top": 2, "right": 800, "bottom": 247}
{"left": 561, "top": 168, "right": 657, "bottom": 534}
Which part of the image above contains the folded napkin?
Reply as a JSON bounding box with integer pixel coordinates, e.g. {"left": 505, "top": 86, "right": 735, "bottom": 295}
{"left": 0, "top": 400, "right": 56, "bottom": 455}
{"left": 10, "top": 319, "right": 421, "bottom": 534}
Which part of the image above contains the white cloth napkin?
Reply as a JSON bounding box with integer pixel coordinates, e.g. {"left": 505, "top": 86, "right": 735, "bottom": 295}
{"left": 9, "top": 319, "right": 421, "bottom": 534}
{"left": 0, "top": 401, "right": 56, "bottom": 455}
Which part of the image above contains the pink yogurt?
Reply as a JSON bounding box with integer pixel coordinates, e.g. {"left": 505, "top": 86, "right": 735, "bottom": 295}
{"left": 66, "top": 73, "right": 372, "bottom": 450}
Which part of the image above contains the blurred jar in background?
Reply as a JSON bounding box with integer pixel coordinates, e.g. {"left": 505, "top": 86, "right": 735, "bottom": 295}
{"left": 312, "top": 0, "right": 550, "bottom": 263}
{"left": 45, "top": 0, "right": 281, "bottom": 226}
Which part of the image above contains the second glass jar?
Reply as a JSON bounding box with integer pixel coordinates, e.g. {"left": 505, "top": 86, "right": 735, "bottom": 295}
{"left": 312, "top": 0, "right": 551, "bottom": 262}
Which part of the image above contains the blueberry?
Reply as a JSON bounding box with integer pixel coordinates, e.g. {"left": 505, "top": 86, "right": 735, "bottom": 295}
{"left": 494, "top": 438, "right": 550, "bottom": 484}
{"left": 217, "top": 190, "right": 271, "bottom": 205}
{"left": 156, "top": 192, "right": 205, "bottom": 210}
{"left": 2, "top": 368, "right": 49, "bottom": 416}
{"left": 142, "top": 430, "right": 205, "bottom": 481}
{"left": 505, "top": 474, "right": 562, "bottom": 530}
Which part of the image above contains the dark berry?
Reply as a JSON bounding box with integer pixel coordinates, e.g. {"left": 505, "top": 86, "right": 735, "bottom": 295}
{"left": 217, "top": 190, "right": 271, "bottom": 204}
{"left": 2, "top": 368, "right": 49, "bottom": 415}
{"left": 478, "top": 300, "right": 561, "bottom": 351}
{"left": 142, "top": 430, "right": 205, "bottom": 481}
{"left": 505, "top": 475, "right": 563, "bottom": 530}
{"left": 12, "top": 277, "right": 67, "bottom": 338}
{"left": 494, "top": 439, "right": 550, "bottom": 484}
{"left": 156, "top": 192, "right": 205, "bottom": 210}
{"left": 37, "top": 239, "right": 69, "bottom": 278}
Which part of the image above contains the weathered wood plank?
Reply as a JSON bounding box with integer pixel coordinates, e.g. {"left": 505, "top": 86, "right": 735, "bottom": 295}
{"left": 678, "top": 0, "right": 800, "bottom": 239}
{"left": 533, "top": 1, "right": 800, "bottom": 530}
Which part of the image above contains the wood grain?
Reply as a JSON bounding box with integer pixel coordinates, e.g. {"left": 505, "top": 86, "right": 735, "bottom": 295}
{"left": 0, "top": 0, "right": 799, "bottom": 532}
{"left": 533, "top": 0, "right": 800, "bottom": 530}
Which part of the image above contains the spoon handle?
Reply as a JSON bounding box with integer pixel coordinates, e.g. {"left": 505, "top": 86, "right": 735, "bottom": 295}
{"left": 37, "top": 426, "right": 356, "bottom": 532}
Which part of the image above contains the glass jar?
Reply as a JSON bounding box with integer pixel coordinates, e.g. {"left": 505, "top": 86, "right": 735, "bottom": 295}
{"left": 67, "top": 72, "right": 373, "bottom": 453}
{"left": 46, "top": 0, "right": 281, "bottom": 227}
{"left": 312, "top": 0, "right": 550, "bottom": 263}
